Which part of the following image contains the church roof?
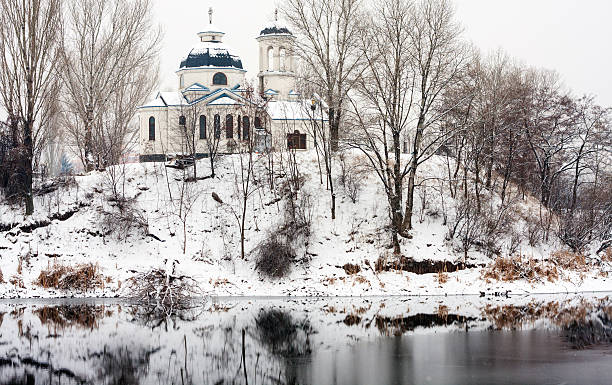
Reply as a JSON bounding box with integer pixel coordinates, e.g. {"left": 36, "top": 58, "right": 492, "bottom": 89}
{"left": 207, "top": 96, "right": 244, "bottom": 106}
{"left": 180, "top": 41, "right": 243, "bottom": 70}
{"left": 184, "top": 83, "right": 210, "bottom": 92}
{"left": 260, "top": 26, "right": 292, "bottom": 36}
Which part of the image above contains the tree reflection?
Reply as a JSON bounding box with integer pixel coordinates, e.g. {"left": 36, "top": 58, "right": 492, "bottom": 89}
{"left": 254, "top": 309, "right": 315, "bottom": 357}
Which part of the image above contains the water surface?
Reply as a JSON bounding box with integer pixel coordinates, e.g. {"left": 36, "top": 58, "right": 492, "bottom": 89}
{"left": 0, "top": 294, "right": 611, "bottom": 385}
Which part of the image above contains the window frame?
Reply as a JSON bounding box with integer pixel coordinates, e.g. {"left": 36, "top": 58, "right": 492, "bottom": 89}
{"left": 213, "top": 72, "right": 228, "bottom": 85}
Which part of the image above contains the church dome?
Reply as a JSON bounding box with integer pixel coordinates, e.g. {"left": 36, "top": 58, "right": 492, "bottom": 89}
{"left": 259, "top": 9, "right": 292, "bottom": 36}
{"left": 259, "top": 25, "right": 292, "bottom": 36}
{"left": 179, "top": 41, "right": 243, "bottom": 70}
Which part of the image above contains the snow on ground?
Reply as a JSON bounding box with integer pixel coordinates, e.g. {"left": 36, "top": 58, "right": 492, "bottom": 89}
{"left": 0, "top": 150, "right": 610, "bottom": 299}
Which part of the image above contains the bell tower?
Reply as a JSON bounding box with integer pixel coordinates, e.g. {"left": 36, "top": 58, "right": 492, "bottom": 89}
{"left": 256, "top": 10, "right": 297, "bottom": 100}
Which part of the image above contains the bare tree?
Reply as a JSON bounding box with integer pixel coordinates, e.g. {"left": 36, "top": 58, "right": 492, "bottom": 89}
{"left": 305, "top": 96, "right": 337, "bottom": 219}
{"left": 402, "top": 0, "right": 469, "bottom": 232}
{"left": 281, "top": 0, "right": 363, "bottom": 151}
{"left": 60, "top": 0, "right": 161, "bottom": 171}
{"left": 214, "top": 85, "right": 267, "bottom": 260}
{"left": 0, "top": 0, "right": 62, "bottom": 215}
{"left": 346, "top": 0, "right": 415, "bottom": 253}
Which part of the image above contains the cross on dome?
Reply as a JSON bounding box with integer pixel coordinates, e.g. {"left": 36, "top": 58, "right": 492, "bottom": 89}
{"left": 198, "top": 6, "right": 225, "bottom": 42}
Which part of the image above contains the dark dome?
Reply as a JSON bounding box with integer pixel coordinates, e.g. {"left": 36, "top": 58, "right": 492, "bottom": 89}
{"left": 179, "top": 41, "right": 243, "bottom": 70}
{"left": 260, "top": 26, "right": 292, "bottom": 36}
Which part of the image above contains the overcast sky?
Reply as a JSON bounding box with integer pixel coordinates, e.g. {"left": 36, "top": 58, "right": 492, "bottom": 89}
{"left": 153, "top": 0, "right": 612, "bottom": 106}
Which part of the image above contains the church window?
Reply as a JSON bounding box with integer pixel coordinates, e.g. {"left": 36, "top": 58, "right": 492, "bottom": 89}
{"left": 179, "top": 115, "right": 186, "bottom": 126}
{"left": 213, "top": 72, "right": 227, "bottom": 85}
{"left": 279, "top": 48, "right": 286, "bottom": 71}
{"left": 254, "top": 116, "right": 262, "bottom": 128}
{"left": 199, "top": 115, "right": 206, "bottom": 139}
{"left": 180, "top": 74, "right": 184, "bottom": 88}
{"left": 267, "top": 47, "right": 274, "bottom": 71}
{"left": 287, "top": 130, "right": 307, "bottom": 150}
{"left": 242, "top": 116, "right": 250, "bottom": 140}
{"left": 226, "top": 114, "right": 233, "bottom": 138}
{"left": 148, "top": 117, "right": 155, "bottom": 141}
{"left": 214, "top": 114, "right": 221, "bottom": 138}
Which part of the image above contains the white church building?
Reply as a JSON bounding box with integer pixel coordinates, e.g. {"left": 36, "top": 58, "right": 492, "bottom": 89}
{"left": 137, "top": 9, "right": 324, "bottom": 162}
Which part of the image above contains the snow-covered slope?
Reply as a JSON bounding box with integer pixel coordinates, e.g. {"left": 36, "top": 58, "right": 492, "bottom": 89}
{"left": 0, "top": 151, "right": 610, "bottom": 298}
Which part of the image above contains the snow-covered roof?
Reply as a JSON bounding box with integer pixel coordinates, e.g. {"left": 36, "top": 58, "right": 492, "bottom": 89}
{"left": 159, "top": 92, "right": 188, "bottom": 106}
{"left": 198, "top": 23, "right": 225, "bottom": 35}
{"left": 139, "top": 94, "right": 166, "bottom": 108}
{"left": 264, "top": 89, "right": 279, "bottom": 96}
{"left": 267, "top": 100, "right": 327, "bottom": 121}
{"left": 180, "top": 41, "right": 243, "bottom": 70}
{"left": 207, "top": 96, "right": 244, "bottom": 106}
{"left": 184, "top": 83, "right": 210, "bottom": 92}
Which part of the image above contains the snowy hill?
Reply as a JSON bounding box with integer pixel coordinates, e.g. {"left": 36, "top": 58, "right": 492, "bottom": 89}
{"left": 0, "top": 151, "right": 610, "bottom": 298}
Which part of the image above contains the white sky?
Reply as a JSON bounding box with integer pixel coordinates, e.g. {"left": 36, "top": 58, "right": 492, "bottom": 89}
{"left": 153, "top": 0, "right": 612, "bottom": 106}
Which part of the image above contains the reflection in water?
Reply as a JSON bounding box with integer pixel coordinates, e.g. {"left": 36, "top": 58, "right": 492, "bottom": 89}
{"left": 0, "top": 295, "right": 610, "bottom": 384}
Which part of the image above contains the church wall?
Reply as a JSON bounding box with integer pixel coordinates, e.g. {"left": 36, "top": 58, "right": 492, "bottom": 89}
{"left": 260, "top": 73, "right": 296, "bottom": 99}
{"left": 178, "top": 67, "right": 247, "bottom": 91}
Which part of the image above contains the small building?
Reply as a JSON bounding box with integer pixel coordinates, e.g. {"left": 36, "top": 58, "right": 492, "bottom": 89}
{"left": 137, "top": 9, "right": 326, "bottom": 162}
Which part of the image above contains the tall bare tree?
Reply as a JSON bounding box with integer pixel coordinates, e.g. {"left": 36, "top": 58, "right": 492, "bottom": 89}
{"left": 0, "top": 0, "right": 62, "bottom": 215}
{"left": 281, "top": 0, "right": 363, "bottom": 151}
{"left": 402, "top": 0, "right": 468, "bottom": 232}
{"left": 60, "top": 0, "right": 161, "bottom": 171}
{"left": 347, "top": 0, "right": 415, "bottom": 253}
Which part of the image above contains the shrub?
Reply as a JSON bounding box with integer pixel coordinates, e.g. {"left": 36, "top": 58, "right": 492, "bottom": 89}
{"left": 35, "top": 263, "right": 104, "bottom": 291}
{"left": 127, "top": 267, "right": 199, "bottom": 308}
{"left": 343, "top": 263, "right": 361, "bottom": 275}
{"left": 338, "top": 153, "right": 364, "bottom": 203}
{"left": 0, "top": 268, "right": 3, "bottom": 284}
{"left": 255, "top": 234, "right": 296, "bottom": 279}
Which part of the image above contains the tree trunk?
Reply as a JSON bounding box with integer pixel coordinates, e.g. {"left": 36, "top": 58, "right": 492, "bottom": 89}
{"left": 402, "top": 120, "right": 424, "bottom": 233}
{"left": 329, "top": 107, "right": 340, "bottom": 152}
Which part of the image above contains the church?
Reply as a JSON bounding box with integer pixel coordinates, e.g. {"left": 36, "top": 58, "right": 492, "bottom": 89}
{"left": 137, "top": 9, "right": 324, "bottom": 162}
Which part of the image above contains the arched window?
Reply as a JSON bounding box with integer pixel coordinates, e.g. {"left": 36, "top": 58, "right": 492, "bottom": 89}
{"left": 279, "top": 48, "right": 286, "bottom": 71}
{"left": 214, "top": 114, "right": 221, "bottom": 138}
{"left": 242, "top": 116, "right": 250, "bottom": 140}
{"left": 148, "top": 117, "right": 155, "bottom": 141}
{"left": 226, "top": 114, "right": 233, "bottom": 138}
{"left": 179, "top": 115, "right": 186, "bottom": 126}
{"left": 199, "top": 115, "right": 206, "bottom": 139}
{"left": 267, "top": 47, "right": 274, "bottom": 71}
{"left": 180, "top": 74, "right": 184, "bottom": 88}
{"left": 237, "top": 115, "right": 241, "bottom": 140}
{"left": 213, "top": 72, "right": 227, "bottom": 85}
{"left": 254, "top": 116, "right": 262, "bottom": 128}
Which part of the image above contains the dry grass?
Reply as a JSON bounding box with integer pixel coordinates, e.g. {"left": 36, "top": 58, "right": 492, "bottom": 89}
{"left": 352, "top": 275, "right": 370, "bottom": 287}
{"left": 322, "top": 277, "right": 337, "bottom": 285}
{"left": 483, "top": 255, "right": 559, "bottom": 283}
{"left": 436, "top": 271, "right": 449, "bottom": 284}
{"left": 483, "top": 250, "right": 596, "bottom": 283}
{"left": 600, "top": 248, "right": 612, "bottom": 262}
{"left": 35, "top": 263, "right": 104, "bottom": 291}
{"left": 210, "top": 278, "right": 230, "bottom": 287}
{"left": 550, "top": 250, "right": 588, "bottom": 271}
{"left": 10, "top": 275, "right": 24, "bottom": 288}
